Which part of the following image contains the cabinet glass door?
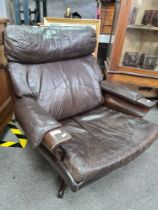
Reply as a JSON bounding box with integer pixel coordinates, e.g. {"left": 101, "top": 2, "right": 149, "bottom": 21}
{"left": 120, "top": 0, "right": 158, "bottom": 71}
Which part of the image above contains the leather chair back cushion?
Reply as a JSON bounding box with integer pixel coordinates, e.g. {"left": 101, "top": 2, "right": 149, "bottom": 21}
{"left": 9, "top": 55, "right": 104, "bottom": 120}
{"left": 4, "top": 25, "right": 96, "bottom": 63}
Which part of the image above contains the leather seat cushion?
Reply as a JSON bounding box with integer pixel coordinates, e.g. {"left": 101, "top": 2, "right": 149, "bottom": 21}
{"left": 61, "top": 106, "right": 158, "bottom": 183}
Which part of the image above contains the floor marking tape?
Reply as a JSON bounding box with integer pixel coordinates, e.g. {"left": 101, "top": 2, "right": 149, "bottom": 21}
{"left": 0, "top": 121, "right": 27, "bottom": 148}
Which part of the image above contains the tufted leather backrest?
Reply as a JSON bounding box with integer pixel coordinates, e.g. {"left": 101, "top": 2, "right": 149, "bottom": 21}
{"left": 4, "top": 25, "right": 104, "bottom": 120}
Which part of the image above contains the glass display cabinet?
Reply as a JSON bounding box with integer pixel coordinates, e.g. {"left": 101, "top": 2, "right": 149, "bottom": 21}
{"left": 108, "top": 0, "right": 158, "bottom": 88}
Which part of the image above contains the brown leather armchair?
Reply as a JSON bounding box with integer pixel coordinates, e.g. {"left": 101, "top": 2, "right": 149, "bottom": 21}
{"left": 4, "top": 25, "right": 158, "bottom": 198}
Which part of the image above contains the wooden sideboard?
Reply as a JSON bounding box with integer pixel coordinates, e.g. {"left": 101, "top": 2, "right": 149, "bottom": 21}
{"left": 0, "top": 18, "right": 13, "bottom": 133}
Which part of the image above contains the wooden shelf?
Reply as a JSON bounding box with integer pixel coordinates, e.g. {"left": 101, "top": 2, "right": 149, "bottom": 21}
{"left": 109, "top": 0, "right": 158, "bottom": 90}
{"left": 127, "top": 25, "right": 158, "bottom": 31}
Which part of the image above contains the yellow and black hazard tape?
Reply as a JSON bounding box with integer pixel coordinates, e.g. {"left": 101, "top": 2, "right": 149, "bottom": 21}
{"left": 0, "top": 121, "right": 27, "bottom": 148}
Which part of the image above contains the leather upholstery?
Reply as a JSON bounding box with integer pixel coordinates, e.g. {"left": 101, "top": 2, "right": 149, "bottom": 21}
{"left": 4, "top": 25, "right": 158, "bottom": 193}
{"left": 4, "top": 25, "right": 96, "bottom": 63}
{"left": 9, "top": 55, "right": 103, "bottom": 121}
{"left": 14, "top": 97, "right": 62, "bottom": 147}
{"left": 104, "top": 94, "right": 149, "bottom": 118}
{"left": 101, "top": 80, "right": 156, "bottom": 117}
{"left": 61, "top": 106, "right": 158, "bottom": 182}
{"left": 101, "top": 80, "right": 155, "bottom": 107}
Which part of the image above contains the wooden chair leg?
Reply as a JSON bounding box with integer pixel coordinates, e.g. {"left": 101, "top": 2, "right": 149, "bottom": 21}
{"left": 57, "top": 179, "right": 67, "bottom": 199}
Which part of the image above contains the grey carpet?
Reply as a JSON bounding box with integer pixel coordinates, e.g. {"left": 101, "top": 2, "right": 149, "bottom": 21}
{"left": 0, "top": 108, "right": 158, "bottom": 210}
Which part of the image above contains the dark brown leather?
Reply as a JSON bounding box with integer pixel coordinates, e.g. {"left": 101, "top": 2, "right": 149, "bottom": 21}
{"left": 4, "top": 25, "right": 96, "bottom": 63}
{"left": 101, "top": 80, "right": 142, "bottom": 102}
{"left": 8, "top": 55, "right": 103, "bottom": 120}
{"left": 14, "top": 97, "right": 62, "bottom": 147}
{"left": 37, "top": 144, "right": 79, "bottom": 192}
{"left": 101, "top": 80, "right": 156, "bottom": 108}
{"left": 61, "top": 106, "right": 158, "bottom": 183}
{"left": 4, "top": 25, "right": 158, "bottom": 194}
{"left": 104, "top": 94, "right": 149, "bottom": 118}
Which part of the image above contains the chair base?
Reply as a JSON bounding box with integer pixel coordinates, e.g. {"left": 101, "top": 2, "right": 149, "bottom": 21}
{"left": 57, "top": 179, "right": 67, "bottom": 199}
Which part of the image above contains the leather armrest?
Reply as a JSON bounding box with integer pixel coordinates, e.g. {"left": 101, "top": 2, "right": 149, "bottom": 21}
{"left": 101, "top": 80, "right": 155, "bottom": 108}
{"left": 14, "top": 97, "right": 71, "bottom": 148}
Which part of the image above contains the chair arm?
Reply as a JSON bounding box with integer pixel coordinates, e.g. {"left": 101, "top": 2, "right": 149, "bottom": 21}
{"left": 100, "top": 80, "right": 155, "bottom": 108}
{"left": 43, "top": 128, "right": 71, "bottom": 153}
{"left": 14, "top": 97, "right": 71, "bottom": 148}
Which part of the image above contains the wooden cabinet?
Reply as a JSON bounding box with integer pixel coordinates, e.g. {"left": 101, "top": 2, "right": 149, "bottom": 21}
{"left": 108, "top": 0, "right": 158, "bottom": 92}
{"left": 0, "top": 18, "right": 13, "bottom": 132}
{"left": 0, "top": 69, "right": 13, "bottom": 132}
{"left": 100, "top": 2, "right": 115, "bottom": 34}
